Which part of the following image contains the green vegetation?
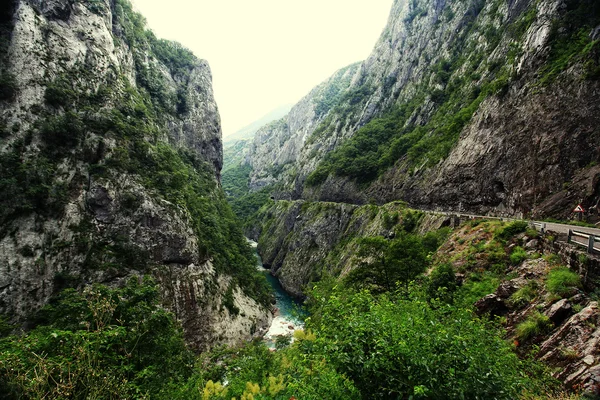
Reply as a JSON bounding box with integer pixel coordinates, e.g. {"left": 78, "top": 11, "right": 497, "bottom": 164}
{"left": 0, "top": 71, "right": 16, "bottom": 101}
{"left": 516, "top": 312, "right": 553, "bottom": 341}
{"left": 313, "top": 62, "right": 360, "bottom": 118}
{"left": 458, "top": 272, "right": 502, "bottom": 306}
{"left": 114, "top": 0, "right": 197, "bottom": 115}
{"left": 546, "top": 266, "right": 583, "bottom": 297}
{"left": 230, "top": 186, "right": 275, "bottom": 224}
{"left": 0, "top": 278, "right": 195, "bottom": 399}
{"left": 427, "top": 262, "right": 458, "bottom": 302}
{"left": 303, "top": 285, "right": 554, "bottom": 399}
{"left": 345, "top": 233, "right": 428, "bottom": 292}
{"left": 0, "top": 140, "right": 68, "bottom": 229}
{"left": 3, "top": 280, "right": 550, "bottom": 400}
{"left": 495, "top": 220, "right": 529, "bottom": 241}
{"left": 510, "top": 246, "right": 528, "bottom": 265}
{"left": 538, "top": 0, "right": 600, "bottom": 84}
{"left": 306, "top": 0, "right": 538, "bottom": 188}
{"left": 510, "top": 281, "right": 540, "bottom": 307}
{"left": 222, "top": 164, "right": 252, "bottom": 199}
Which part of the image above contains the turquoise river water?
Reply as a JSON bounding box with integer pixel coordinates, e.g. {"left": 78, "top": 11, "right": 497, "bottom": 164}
{"left": 248, "top": 240, "right": 306, "bottom": 346}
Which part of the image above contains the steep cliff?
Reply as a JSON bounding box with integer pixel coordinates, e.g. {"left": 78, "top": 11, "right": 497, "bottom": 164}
{"left": 249, "top": 199, "right": 450, "bottom": 297}
{"left": 241, "top": 62, "right": 360, "bottom": 193}
{"left": 0, "top": 0, "right": 271, "bottom": 351}
{"left": 241, "top": 0, "right": 600, "bottom": 221}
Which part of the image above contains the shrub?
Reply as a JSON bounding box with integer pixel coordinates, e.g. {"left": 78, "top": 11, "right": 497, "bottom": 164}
{"left": 546, "top": 267, "right": 582, "bottom": 297}
{"left": 307, "top": 286, "right": 538, "bottom": 399}
{"left": 44, "top": 77, "right": 77, "bottom": 108}
{"left": 427, "top": 263, "right": 457, "bottom": 302}
{"left": 346, "top": 234, "right": 428, "bottom": 292}
{"left": 495, "top": 221, "right": 528, "bottom": 240}
{"left": 39, "top": 112, "right": 85, "bottom": 154}
{"left": 457, "top": 273, "right": 501, "bottom": 307}
{"left": 0, "top": 278, "right": 195, "bottom": 398}
{"left": 422, "top": 227, "right": 451, "bottom": 253}
{"left": 516, "top": 312, "right": 553, "bottom": 341}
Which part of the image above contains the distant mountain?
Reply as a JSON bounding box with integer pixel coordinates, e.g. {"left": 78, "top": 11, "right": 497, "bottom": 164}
{"left": 223, "top": 105, "right": 293, "bottom": 144}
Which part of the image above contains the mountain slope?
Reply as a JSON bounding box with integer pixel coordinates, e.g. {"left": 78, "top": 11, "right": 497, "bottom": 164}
{"left": 243, "top": 0, "right": 600, "bottom": 222}
{"left": 222, "top": 62, "right": 361, "bottom": 221}
{"left": 223, "top": 104, "right": 292, "bottom": 145}
{"left": 0, "top": 0, "right": 271, "bottom": 351}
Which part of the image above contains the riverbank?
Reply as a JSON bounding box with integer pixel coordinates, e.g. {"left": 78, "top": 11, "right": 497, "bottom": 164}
{"left": 248, "top": 239, "right": 306, "bottom": 348}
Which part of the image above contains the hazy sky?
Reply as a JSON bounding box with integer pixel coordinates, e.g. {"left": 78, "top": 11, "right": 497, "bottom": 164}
{"left": 130, "top": 0, "right": 394, "bottom": 137}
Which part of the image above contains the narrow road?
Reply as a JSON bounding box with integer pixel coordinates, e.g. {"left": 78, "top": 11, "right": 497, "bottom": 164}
{"left": 426, "top": 210, "right": 600, "bottom": 237}
{"left": 540, "top": 221, "right": 600, "bottom": 237}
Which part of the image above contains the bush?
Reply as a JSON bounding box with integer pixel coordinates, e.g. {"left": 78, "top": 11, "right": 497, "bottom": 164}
{"left": 495, "top": 221, "right": 528, "bottom": 240}
{"left": 427, "top": 263, "right": 457, "bottom": 302}
{"left": 346, "top": 234, "right": 428, "bottom": 292}
{"left": 307, "top": 287, "right": 539, "bottom": 399}
{"left": 0, "top": 278, "right": 195, "bottom": 398}
{"left": 457, "top": 273, "right": 501, "bottom": 307}
{"left": 422, "top": 227, "right": 451, "bottom": 253}
{"left": 39, "top": 112, "right": 85, "bottom": 154}
{"left": 546, "top": 267, "right": 582, "bottom": 297}
{"left": 44, "top": 77, "right": 77, "bottom": 108}
{"left": 516, "top": 312, "right": 553, "bottom": 341}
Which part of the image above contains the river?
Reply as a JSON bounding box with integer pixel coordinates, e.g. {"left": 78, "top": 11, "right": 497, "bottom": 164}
{"left": 248, "top": 240, "right": 306, "bottom": 348}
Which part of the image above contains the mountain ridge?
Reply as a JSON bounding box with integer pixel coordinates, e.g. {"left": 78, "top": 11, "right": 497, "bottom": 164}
{"left": 232, "top": 0, "right": 600, "bottom": 223}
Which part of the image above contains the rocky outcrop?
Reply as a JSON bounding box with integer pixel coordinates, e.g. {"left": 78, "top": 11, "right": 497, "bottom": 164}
{"left": 0, "top": 0, "right": 270, "bottom": 351}
{"left": 462, "top": 231, "right": 600, "bottom": 394}
{"left": 241, "top": 0, "right": 600, "bottom": 221}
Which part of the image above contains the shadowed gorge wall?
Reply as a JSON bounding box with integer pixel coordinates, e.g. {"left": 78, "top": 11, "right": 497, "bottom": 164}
{"left": 0, "top": 0, "right": 271, "bottom": 351}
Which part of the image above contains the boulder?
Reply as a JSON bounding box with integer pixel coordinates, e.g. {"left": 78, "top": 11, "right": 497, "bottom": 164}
{"left": 545, "top": 299, "right": 572, "bottom": 325}
{"left": 474, "top": 294, "right": 509, "bottom": 317}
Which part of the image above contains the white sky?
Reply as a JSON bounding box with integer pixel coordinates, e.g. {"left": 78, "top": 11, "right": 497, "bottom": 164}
{"left": 130, "top": 0, "right": 394, "bottom": 137}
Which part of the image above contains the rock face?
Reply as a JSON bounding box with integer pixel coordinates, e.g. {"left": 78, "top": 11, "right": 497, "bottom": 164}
{"left": 250, "top": 200, "right": 449, "bottom": 297}
{"left": 244, "top": 63, "right": 360, "bottom": 192}
{"left": 241, "top": 0, "right": 600, "bottom": 221}
{"left": 0, "top": 0, "right": 270, "bottom": 351}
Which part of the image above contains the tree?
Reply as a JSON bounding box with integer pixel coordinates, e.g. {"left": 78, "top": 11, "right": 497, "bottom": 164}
{"left": 346, "top": 234, "right": 428, "bottom": 292}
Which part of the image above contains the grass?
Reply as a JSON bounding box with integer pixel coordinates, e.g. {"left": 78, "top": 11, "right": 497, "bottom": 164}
{"left": 494, "top": 221, "right": 528, "bottom": 241}
{"left": 510, "top": 246, "right": 528, "bottom": 265}
{"left": 516, "top": 312, "right": 553, "bottom": 341}
{"left": 509, "top": 281, "right": 539, "bottom": 308}
{"left": 546, "top": 267, "right": 582, "bottom": 297}
{"left": 457, "top": 272, "right": 501, "bottom": 307}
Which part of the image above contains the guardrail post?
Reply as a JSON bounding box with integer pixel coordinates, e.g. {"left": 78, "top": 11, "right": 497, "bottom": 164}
{"left": 589, "top": 235, "right": 595, "bottom": 254}
{"left": 568, "top": 229, "right": 572, "bottom": 243}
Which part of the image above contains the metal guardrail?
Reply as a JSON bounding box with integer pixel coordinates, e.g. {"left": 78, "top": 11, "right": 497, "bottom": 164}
{"left": 568, "top": 229, "right": 600, "bottom": 254}
{"left": 529, "top": 222, "right": 546, "bottom": 234}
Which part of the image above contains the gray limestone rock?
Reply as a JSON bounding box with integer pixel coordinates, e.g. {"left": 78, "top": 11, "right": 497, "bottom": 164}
{"left": 0, "top": 0, "right": 270, "bottom": 351}
{"left": 86, "top": 186, "right": 114, "bottom": 224}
